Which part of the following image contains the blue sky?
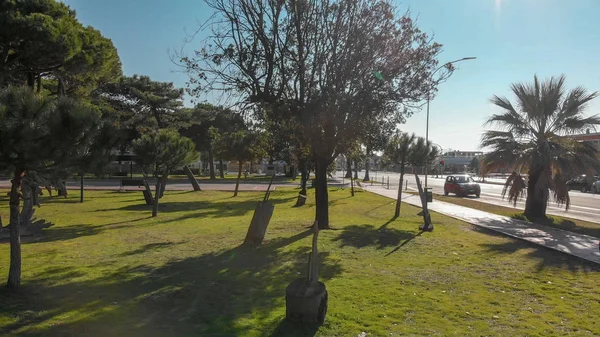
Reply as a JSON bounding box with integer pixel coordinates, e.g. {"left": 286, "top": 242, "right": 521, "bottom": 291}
{"left": 62, "top": 0, "right": 600, "bottom": 151}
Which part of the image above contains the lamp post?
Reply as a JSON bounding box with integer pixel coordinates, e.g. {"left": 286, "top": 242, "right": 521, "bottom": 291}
{"left": 424, "top": 57, "right": 476, "bottom": 188}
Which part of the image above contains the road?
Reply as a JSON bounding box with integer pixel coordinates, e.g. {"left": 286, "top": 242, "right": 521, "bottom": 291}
{"left": 337, "top": 170, "right": 600, "bottom": 224}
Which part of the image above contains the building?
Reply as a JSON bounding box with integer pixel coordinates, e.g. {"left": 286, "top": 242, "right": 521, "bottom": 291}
{"left": 572, "top": 130, "right": 600, "bottom": 149}
{"left": 441, "top": 150, "right": 484, "bottom": 173}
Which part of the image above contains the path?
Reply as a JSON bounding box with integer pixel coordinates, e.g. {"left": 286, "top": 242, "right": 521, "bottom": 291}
{"left": 364, "top": 185, "right": 600, "bottom": 265}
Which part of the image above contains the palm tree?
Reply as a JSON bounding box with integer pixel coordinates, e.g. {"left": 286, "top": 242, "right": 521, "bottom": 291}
{"left": 481, "top": 75, "right": 600, "bottom": 218}
{"left": 385, "top": 132, "right": 416, "bottom": 218}
{"left": 384, "top": 132, "right": 439, "bottom": 218}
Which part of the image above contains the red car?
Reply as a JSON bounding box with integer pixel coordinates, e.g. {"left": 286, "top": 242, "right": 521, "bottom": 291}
{"left": 444, "top": 175, "right": 481, "bottom": 197}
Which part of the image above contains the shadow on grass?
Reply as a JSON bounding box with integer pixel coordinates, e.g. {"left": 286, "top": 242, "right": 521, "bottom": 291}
{"left": 7, "top": 217, "right": 154, "bottom": 244}
{"left": 332, "top": 224, "right": 415, "bottom": 249}
{"left": 268, "top": 319, "right": 319, "bottom": 337}
{"left": 0, "top": 230, "right": 341, "bottom": 336}
{"left": 118, "top": 195, "right": 298, "bottom": 224}
{"left": 36, "top": 197, "right": 81, "bottom": 205}
{"left": 385, "top": 231, "right": 424, "bottom": 256}
{"left": 118, "top": 241, "right": 185, "bottom": 257}
{"left": 474, "top": 226, "right": 600, "bottom": 273}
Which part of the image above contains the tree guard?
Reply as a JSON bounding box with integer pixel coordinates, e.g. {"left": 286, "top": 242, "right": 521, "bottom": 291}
{"left": 244, "top": 175, "right": 275, "bottom": 245}
{"left": 285, "top": 221, "right": 328, "bottom": 325}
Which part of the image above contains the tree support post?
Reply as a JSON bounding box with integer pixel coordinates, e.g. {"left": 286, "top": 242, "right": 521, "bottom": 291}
{"left": 184, "top": 165, "right": 201, "bottom": 191}
{"left": 285, "top": 221, "right": 328, "bottom": 325}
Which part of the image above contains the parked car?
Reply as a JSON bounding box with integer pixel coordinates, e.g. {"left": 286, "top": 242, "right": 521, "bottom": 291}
{"left": 444, "top": 174, "right": 481, "bottom": 197}
{"left": 592, "top": 178, "right": 600, "bottom": 194}
{"left": 566, "top": 175, "right": 595, "bottom": 193}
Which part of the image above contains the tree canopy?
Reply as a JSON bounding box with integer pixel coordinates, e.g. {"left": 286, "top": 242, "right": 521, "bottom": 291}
{"left": 0, "top": 85, "right": 103, "bottom": 289}
{"left": 180, "top": 0, "right": 444, "bottom": 228}
{"left": 96, "top": 75, "right": 189, "bottom": 153}
{"left": 132, "top": 129, "right": 198, "bottom": 174}
{"left": 0, "top": 0, "right": 121, "bottom": 94}
{"left": 0, "top": 86, "right": 101, "bottom": 173}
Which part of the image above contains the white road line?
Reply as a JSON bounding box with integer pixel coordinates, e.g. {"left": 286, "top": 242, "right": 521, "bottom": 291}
{"left": 480, "top": 192, "right": 599, "bottom": 212}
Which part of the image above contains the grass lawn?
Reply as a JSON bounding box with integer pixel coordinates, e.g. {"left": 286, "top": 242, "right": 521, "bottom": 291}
{"left": 0, "top": 188, "right": 598, "bottom": 336}
{"left": 433, "top": 194, "right": 600, "bottom": 239}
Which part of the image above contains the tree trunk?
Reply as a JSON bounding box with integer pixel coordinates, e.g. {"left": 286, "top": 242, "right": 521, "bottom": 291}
{"left": 314, "top": 155, "right": 330, "bottom": 229}
{"left": 57, "top": 76, "right": 66, "bottom": 97}
{"left": 208, "top": 145, "right": 216, "bottom": 180}
{"left": 80, "top": 173, "right": 84, "bottom": 203}
{"left": 296, "top": 160, "right": 309, "bottom": 207}
{"left": 353, "top": 161, "right": 359, "bottom": 180}
{"left": 219, "top": 159, "right": 225, "bottom": 179}
{"left": 27, "top": 72, "right": 35, "bottom": 89}
{"left": 184, "top": 165, "right": 201, "bottom": 191}
{"left": 152, "top": 170, "right": 168, "bottom": 217}
{"left": 7, "top": 169, "right": 25, "bottom": 289}
{"left": 152, "top": 179, "right": 160, "bottom": 217}
{"left": 345, "top": 157, "right": 352, "bottom": 179}
{"left": 159, "top": 175, "right": 168, "bottom": 199}
{"left": 19, "top": 177, "right": 35, "bottom": 227}
{"left": 524, "top": 168, "right": 548, "bottom": 218}
{"left": 363, "top": 147, "right": 371, "bottom": 182}
{"left": 141, "top": 169, "right": 154, "bottom": 206}
{"left": 394, "top": 165, "right": 405, "bottom": 218}
{"left": 234, "top": 162, "right": 242, "bottom": 197}
{"left": 36, "top": 75, "right": 42, "bottom": 93}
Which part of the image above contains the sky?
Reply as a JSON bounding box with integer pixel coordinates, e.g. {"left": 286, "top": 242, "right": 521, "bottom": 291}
{"left": 61, "top": 0, "right": 600, "bottom": 152}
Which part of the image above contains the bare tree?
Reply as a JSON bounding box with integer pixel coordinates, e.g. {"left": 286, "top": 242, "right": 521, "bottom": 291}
{"left": 179, "top": 0, "right": 444, "bottom": 228}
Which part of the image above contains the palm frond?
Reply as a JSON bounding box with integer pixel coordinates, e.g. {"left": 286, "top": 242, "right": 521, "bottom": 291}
{"left": 548, "top": 136, "right": 600, "bottom": 175}
{"left": 502, "top": 172, "right": 526, "bottom": 206}
{"left": 510, "top": 80, "right": 540, "bottom": 125}
{"left": 485, "top": 97, "right": 532, "bottom": 137}
{"left": 560, "top": 115, "right": 600, "bottom": 134}
{"left": 551, "top": 86, "right": 599, "bottom": 133}
{"left": 488, "top": 95, "right": 518, "bottom": 116}
{"left": 540, "top": 75, "right": 565, "bottom": 125}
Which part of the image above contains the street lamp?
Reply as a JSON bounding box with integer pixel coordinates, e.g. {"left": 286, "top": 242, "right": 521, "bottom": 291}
{"left": 424, "top": 57, "right": 476, "bottom": 188}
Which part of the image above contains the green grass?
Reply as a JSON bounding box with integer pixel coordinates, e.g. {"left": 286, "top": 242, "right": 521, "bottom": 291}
{"left": 433, "top": 194, "right": 600, "bottom": 239}
{"left": 0, "top": 188, "right": 598, "bottom": 336}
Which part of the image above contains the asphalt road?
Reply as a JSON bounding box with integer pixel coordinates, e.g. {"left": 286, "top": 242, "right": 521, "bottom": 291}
{"left": 338, "top": 170, "right": 600, "bottom": 224}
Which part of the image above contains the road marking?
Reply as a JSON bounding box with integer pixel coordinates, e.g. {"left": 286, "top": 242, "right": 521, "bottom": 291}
{"left": 480, "top": 192, "right": 599, "bottom": 212}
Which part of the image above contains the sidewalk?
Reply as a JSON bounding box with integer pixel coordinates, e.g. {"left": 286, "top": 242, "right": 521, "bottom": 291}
{"left": 364, "top": 185, "right": 600, "bottom": 265}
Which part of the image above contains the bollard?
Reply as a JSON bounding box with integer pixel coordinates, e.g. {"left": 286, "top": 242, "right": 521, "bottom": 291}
{"left": 382, "top": 176, "right": 384, "bottom": 186}
{"left": 387, "top": 176, "right": 390, "bottom": 189}
{"left": 405, "top": 180, "right": 408, "bottom": 191}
